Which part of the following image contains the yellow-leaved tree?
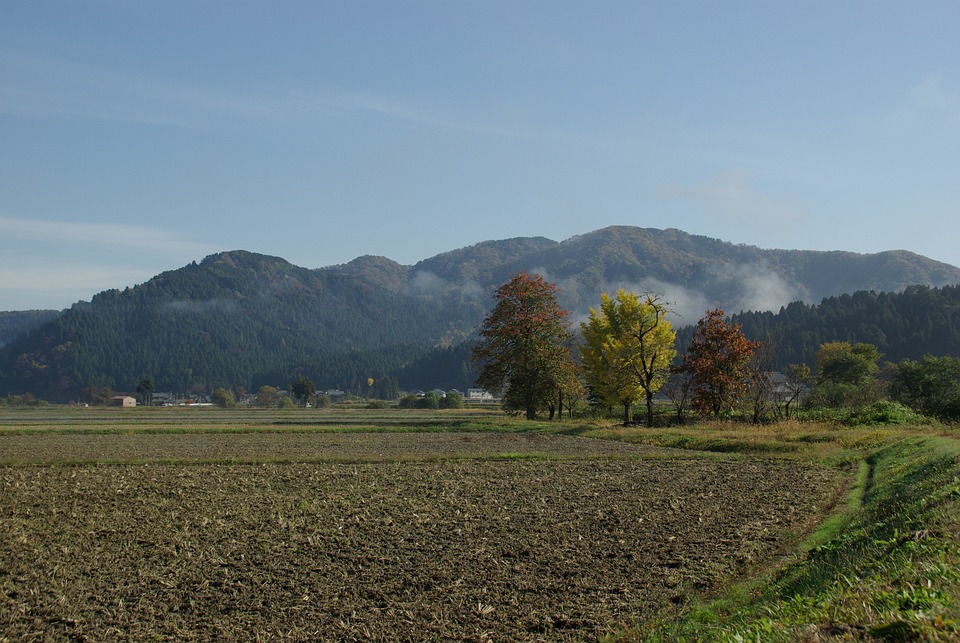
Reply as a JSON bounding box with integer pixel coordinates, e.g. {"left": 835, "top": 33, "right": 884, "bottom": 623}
{"left": 580, "top": 290, "right": 676, "bottom": 426}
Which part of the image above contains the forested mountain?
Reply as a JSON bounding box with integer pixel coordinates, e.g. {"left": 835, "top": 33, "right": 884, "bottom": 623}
{"left": 0, "top": 251, "right": 479, "bottom": 400}
{"left": 0, "top": 310, "right": 60, "bottom": 349}
{"left": 403, "top": 226, "right": 960, "bottom": 322}
{"left": 725, "top": 285, "right": 960, "bottom": 369}
{"left": 1, "top": 226, "right": 959, "bottom": 401}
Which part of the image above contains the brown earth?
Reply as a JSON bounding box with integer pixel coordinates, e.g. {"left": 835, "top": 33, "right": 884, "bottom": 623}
{"left": 0, "top": 433, "right": 844, "bottom": 641}
{"left": 0, "top": 431, "right": 679, "bottom": 465}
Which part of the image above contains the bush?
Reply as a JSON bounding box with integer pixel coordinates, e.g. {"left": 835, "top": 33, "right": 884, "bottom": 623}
{"left": 2, "top": 394, "right": 46, "bottom": 408}
{"left": 808, "top": 381, "right": 882, "bottom": 409}
{"left": 367, "top": 400, "right": 390, "bottom": 409}
{"left": 439, "top": 390, "right": 464, "bottom": 409}
{"left": 892, "top": 356, "right": 960, "bottom": 420}
{"left": 211, "top": 388, "right": 236, "bottom": 408}
{"left": 415, "top": 392, "right": 441, "bottom": 410}
{"left": 398, "top": 394, "right": 419, "bottom": 409}
{"left": 843, "top": 401, "right": 930, "bottom": 426}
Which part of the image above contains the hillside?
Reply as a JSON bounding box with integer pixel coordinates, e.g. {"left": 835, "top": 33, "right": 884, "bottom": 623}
{"left": 0, "top": 251, "right": 479, "bottom": 399}
{"left": 729, "top": 284, "right": 960, "bottom": 368}
{"left": 2, "top": 226, "right": 959, "bottom": 401}
{"left": 381, "top": 227, "right": 960, "bottom": 323}
{"left": 0, "top": 310, "right": 61, "bottom": 349}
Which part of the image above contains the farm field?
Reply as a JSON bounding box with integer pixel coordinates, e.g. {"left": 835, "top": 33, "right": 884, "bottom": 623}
{"left": 0, "top": 409, "right": 846, "bottom": 640}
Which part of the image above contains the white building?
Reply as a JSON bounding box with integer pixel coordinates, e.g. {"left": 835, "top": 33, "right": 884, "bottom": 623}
{"left": 466, "top": 388, "right": 496, "bottom": 401}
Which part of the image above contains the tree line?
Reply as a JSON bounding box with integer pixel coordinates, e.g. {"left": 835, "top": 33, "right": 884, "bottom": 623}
{"left": 471, "top": 273, "right": 960, "bottom": 424}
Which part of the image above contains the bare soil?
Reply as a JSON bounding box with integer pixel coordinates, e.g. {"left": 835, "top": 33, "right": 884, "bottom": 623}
{"left": 0, "top": 431, "right": 677, "bottom": 465}
{"left": 0, "top": 433, "right": 843, "bottom": 641}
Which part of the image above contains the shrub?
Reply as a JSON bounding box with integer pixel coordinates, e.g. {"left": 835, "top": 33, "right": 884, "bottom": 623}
{"left": 843, "top": 401, "right": 929, "bottom": 426}
{"left": 439, "top": 390, "right": 464, "bottom": 409}
{"left": 2, "top": 394, "right": 46, "bottom": 408}
{"left": 415, "top": 392, "right": 441, "bottom": 410}
{"left": 398, "top": 394, "right": 419, "bottom": 409}
{"left": 211, "top": 388, "right": 236, "bottom": 408}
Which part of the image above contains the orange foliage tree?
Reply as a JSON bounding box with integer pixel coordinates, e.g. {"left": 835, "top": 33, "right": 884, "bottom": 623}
{"left": 472, "top": 273, "right": 578, "bottom": 420}
{"left": 675, "top": 308, "right": 761, "bottom": 418}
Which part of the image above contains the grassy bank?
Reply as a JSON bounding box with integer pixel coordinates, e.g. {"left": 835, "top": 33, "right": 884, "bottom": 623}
{"left": 619, "top": 430, "right": 960, "bottom": 641}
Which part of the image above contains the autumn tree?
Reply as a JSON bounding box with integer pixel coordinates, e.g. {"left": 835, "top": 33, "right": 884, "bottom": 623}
{"left": 472, "top": 273, "right": 577, "bottom": 420}
{"left": 580, "top": 290, "right": 676, "bottom": 426}
{"left": 675, "top": 308, "right": 760, "bottom": 418}
{"left": 550, "top": 338, "right": 583, "bottom": 420}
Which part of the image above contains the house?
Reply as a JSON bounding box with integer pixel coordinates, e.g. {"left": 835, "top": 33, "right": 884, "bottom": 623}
{"left": 466, "top": 388, "right": 496, "bottom": 401}
{"left": 111, "top": 395, "right": 136, "bottom": 407}
{"left": 152, "top": 392, "right": 173, "bottom": 405}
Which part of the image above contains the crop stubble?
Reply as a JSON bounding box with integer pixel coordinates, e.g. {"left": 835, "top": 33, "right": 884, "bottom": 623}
{"left": 0, "top": 433, "right": 842, "bottom": 641}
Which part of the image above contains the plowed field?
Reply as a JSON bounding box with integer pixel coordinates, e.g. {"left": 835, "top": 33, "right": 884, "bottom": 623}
{"left": 0, "top": 432, "right": 843, "bottom": 641}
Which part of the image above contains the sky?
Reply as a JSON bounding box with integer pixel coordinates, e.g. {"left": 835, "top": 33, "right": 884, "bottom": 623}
{"left": 1, "top": 1, "right": 958, "bottom": 311}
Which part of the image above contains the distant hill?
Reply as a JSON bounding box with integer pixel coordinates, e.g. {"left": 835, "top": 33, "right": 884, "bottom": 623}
{"left": 2, "top": 226, "right": 959, "bottom": 401}
{"left": 727, "top": 284, "right": 960, "bottom": 368}
{"left": 0, "top": 310, "right": 61, "bottom": 349}
{"left": 403, "top": 226, "right": 960, "bottom": 322}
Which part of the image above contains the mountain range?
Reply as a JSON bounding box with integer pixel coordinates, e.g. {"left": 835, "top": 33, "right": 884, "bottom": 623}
{"left": 3, "top": 226, "right": 959, "bottom": 401}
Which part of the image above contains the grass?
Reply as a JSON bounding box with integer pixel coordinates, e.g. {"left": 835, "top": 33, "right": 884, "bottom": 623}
{"left": 614, "top": 432, "right": 960, "bottom": 641}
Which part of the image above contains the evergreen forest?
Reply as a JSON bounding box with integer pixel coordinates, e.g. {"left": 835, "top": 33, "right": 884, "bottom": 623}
{"left": 2, "top": 226, "right": 960, "bottom": 403}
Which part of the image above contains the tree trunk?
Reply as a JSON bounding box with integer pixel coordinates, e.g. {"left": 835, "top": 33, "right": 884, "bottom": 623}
{"left": 622, "top": 401, "right": 631, "bottom": 426}
{"left": 645, "top": 390, "right": 654, "bottom": 427}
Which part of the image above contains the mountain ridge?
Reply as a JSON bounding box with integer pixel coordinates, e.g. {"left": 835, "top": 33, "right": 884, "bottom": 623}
{"left": 2, "top": 226, "right": 958, "bottom": 401}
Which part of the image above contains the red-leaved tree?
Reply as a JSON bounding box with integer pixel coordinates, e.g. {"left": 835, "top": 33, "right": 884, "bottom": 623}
{"left": 675, "top": 308, "right": 760, "bottom": 418}
{"left": 472, "top": 273, "right": 578, "bottom": 420}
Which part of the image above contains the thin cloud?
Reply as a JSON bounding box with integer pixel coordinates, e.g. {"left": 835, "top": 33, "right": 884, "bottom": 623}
{"left": 0, "top": 48, "right": 598, "bottom": 146}
{"left": 658, "top": 172, "right": 802, "bottom": 227}
{"left": 0, "top": 261, "right": 153, "bottom": 294}
{"left": 0, "top": 216, "right": 216, "bottom": 256}
{"left": 881, "top": 74, "right": 960, "bottom": 131}
{"left": 0, "top": 48, "right": 301, "bottom": 127}
{"left": 0, "top": 253, "right": 176, "bottom": 310}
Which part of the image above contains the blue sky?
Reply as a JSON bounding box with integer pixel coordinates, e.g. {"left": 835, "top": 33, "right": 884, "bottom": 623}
{"left": 1, "top": 1, "right": 958, "bottom": 311}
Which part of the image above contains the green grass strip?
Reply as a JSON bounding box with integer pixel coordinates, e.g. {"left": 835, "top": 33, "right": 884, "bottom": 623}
{"left": 623, "top": 434, "right": 960, "bottom": 641}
